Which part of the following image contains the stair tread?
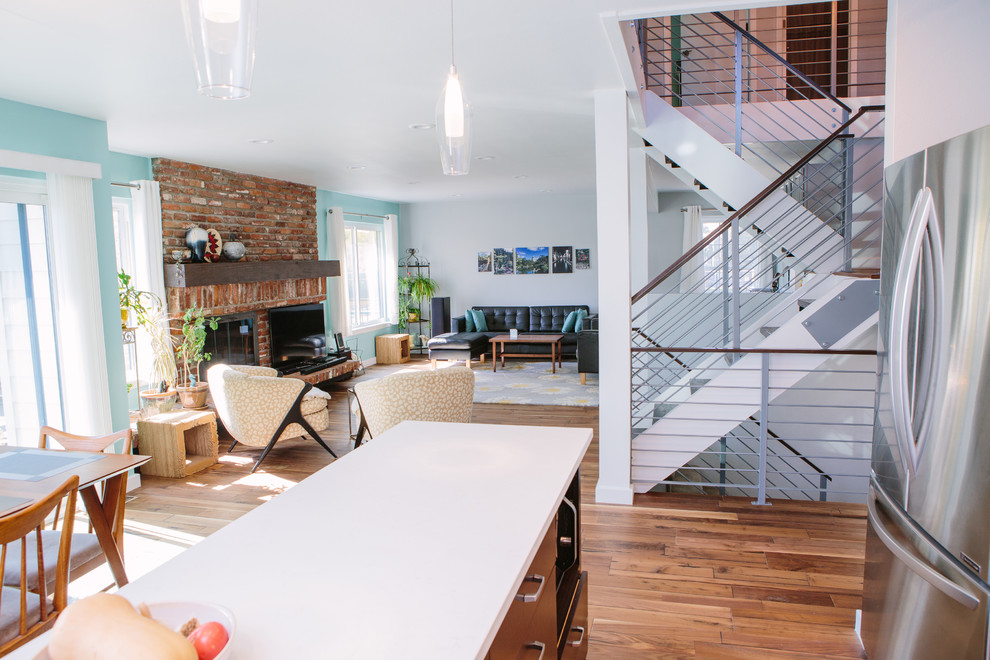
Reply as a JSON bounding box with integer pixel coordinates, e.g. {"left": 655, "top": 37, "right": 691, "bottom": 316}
{"left": 832, "top": 268, "right": 880, "bottom": 279}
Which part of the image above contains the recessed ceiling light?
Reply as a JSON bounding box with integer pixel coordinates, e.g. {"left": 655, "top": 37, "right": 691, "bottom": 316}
{"left": 248, "top": 138, "right": 274, "bottom": 144}
{"left": 513, "top": 175, "right": 528, "bottom": 179}
{"left": 408, "top": 123, "right": 435, "bottom": 130}
{"left": 451, "top": 194, "right": 463, "bottom": 197}
{"left": 475, "top": 155, "right": 496, "bottom": 161}
{"left": 408, "top": 181, "right": 421, "bottom": 185}
{"left": 540, "top": 189, "right": 553, "bottom": 193}
{"left": 348, "top": 165, "right": 367, "bottom": 171}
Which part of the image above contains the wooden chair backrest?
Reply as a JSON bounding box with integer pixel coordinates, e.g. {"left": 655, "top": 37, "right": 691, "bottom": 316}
{"left": 38, "top": 426, "right": 132, "bottom": 536}
{"left": 38, "top": 426, "right": 133, "bottom": 454}
{"left": 0, "top": 475, "right": 79, "bottom": 655}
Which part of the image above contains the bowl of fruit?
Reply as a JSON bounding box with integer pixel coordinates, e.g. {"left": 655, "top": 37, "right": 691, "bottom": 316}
{"left": 40, "top": 593, "right": 235, "bottom": 660}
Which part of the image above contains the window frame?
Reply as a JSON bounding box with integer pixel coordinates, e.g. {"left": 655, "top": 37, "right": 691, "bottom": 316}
{"left": 342, "top": 217, "right": 390, "bottom": 332}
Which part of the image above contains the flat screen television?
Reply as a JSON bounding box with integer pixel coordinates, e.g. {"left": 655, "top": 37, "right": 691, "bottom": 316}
{"left": 268, "top": 303, "right": 328, "bottom": 371}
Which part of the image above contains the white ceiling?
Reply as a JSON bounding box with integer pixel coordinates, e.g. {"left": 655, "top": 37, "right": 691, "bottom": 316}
{"left": 0, "top": 0, "right": 670, "bottom": 203}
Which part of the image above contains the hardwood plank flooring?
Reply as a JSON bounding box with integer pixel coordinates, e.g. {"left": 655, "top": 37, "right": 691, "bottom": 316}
{"left": 122, "top": 358, "right": 867, "bottom": 658}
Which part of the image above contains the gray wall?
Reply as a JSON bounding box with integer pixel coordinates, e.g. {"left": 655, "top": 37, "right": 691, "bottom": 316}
{"left": 648, "top": 190, "right": 720, "bottom": 291}
{"left": 399, "top": 194, "right": 598, "bottom": 318}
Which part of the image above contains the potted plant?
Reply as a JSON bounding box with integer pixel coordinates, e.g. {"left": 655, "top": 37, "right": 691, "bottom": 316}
{"left": 408, "top": 273, "right": 438, "bottom": 306}
{"left": 118, "top": 270, "right": 155, "bottom": 329}
{"left": 139, "top": 305, "right": 180, "bottom": 414}
{"left": 175, "top": 305, "right": 218, "bottom": 409}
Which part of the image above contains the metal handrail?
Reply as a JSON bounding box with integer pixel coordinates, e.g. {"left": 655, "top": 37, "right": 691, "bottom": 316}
{"left": 631, "top": 104, "right": 884, "bottom": 304}
{"left": 710, "top": 12, "right": 852, "bottom": 114}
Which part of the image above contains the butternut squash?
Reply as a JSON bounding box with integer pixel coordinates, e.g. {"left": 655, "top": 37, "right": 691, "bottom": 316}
{"left": 48, "top": 593, "right": 197, "bottom": 660}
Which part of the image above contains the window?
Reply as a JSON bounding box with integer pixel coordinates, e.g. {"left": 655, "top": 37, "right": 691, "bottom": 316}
{"left": 342, "top": 218, "right": 388, "bottom": 330}
{"left": 0, "top": 193, "right": 63, "bottom": 446}
{"left": 701, "top": 221, "right": 773, "bottom": 292}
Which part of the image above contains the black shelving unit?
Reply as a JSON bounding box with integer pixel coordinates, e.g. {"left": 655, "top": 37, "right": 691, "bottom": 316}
{"left": 399, "top": 249, "right": 431, "bottom": 354}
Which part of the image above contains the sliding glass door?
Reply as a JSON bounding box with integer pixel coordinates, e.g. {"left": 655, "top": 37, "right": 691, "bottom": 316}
{"left": 0, "top": 200, "right": 62, "bottom": 446}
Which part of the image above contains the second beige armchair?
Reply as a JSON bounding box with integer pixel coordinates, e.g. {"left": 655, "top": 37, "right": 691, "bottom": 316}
{"left": 207, "top": 364, "right": 335, "bottom": 472}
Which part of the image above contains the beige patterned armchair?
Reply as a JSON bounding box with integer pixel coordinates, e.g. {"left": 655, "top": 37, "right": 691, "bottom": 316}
{"left": 352, "top": 366, "right": 475, "bottom": 440}
{"left": 207, "top": 364, "right": 335, "bottom": 472}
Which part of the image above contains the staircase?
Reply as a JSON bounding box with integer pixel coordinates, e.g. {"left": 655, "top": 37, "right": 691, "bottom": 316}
{"left": 624, "top": 8, "right": 883, "bottom": 502}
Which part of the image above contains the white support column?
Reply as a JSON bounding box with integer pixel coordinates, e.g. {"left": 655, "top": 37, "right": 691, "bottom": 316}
{"left": 595, "top": 89, "right": 634, "bottom": 505}
{"left": 629, "top": 147, "right": 649, "bottom": 293}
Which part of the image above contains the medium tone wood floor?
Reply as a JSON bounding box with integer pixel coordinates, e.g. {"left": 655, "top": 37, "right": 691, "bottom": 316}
{"left": 125, "top": 359, "right": 867, "bottom": 659}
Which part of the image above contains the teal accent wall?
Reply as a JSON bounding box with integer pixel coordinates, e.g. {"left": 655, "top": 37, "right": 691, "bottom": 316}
{"left": 0, "top": 97, "right": 128, "bottom": 432}
{"left": 316, "top": 190, "right": 401, "bottom": 365}
{"left": 108, "top": 152, "right": 153, "bottom": 194}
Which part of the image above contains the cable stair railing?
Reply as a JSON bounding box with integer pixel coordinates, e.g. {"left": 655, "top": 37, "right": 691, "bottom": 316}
{"left": 638, "top": 11, "right": 856, "bottom": 178}
{"left": 629, "top": 107, "right": 884, "bottom": 502}
{"left": 669, "top": 416, "right": 831, "bottom": 501}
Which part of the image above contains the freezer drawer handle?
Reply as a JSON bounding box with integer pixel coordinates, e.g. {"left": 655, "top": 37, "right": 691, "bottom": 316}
{"left": 868, "top": 487, "right": 979, "bottom": 610}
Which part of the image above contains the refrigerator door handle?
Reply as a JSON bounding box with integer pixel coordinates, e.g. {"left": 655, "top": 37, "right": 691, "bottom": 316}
{"left": 890, "top": 187, "right": 941, "bottom": 474}
{"left": 869, "top": 485, "right": 981, "bottom": 610}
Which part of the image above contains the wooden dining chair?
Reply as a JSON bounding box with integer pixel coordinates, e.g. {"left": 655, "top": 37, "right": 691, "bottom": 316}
{"left": 0, "top": 427, "right": 132, "bottom": 594}
{"left": 0, "top": 475, "right": 78, "bottom": 655}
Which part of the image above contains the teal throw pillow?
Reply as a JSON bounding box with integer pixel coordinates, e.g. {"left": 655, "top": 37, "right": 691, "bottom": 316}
{"left": 574, "top": 309, "right": 589, "bottom": 331}
{"left": 463, "top": 310, "right": 475, "bottom": 332}
{"left": 561, "top": 310, "right": 579, "bottom": 333}
{"left": 469, "top": 309, "right": 488, "bottom": 331}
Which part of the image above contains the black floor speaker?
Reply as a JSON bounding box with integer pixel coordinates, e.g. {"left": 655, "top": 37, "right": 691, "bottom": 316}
{"left": 431, "top": 297, "right": 451, "bottom": 336}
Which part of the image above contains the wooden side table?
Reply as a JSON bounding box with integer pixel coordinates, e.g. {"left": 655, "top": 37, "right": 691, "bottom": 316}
{"left": 376, "top": 333, "right": 411, "bottom": 365}
{"left": 137, "top": 410, "right": 218, "bottom": 478}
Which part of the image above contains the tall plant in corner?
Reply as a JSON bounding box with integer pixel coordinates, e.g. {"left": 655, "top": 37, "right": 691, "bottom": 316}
{"left": 175, "top": 305, "right": 218, "bottom": 408}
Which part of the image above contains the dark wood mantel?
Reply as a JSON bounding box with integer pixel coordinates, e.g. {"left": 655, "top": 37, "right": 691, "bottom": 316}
{"left": 164, "top": 260, "right": 340, "bottom": 288}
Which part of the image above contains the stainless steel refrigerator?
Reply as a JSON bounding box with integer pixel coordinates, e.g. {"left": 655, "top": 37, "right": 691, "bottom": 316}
{"left": 864, "top": 124, "right": 990, "bottom": 659}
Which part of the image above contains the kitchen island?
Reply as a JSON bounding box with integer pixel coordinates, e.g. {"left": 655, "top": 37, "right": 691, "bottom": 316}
{"left": 13, "top": 420, "right": 592, "bottom": 659}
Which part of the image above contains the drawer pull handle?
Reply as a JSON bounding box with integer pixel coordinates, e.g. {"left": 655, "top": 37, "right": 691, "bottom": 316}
{"left": 515, "top": 573, "right": 546, "bottom": 603}
{"left": 526, "top": 641, "right": 546, "bottom": 659}
{"left": 568, "top": 625, "right": 586, "bottom": 647}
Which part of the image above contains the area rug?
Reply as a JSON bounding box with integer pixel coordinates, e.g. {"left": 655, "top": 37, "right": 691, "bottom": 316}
{"left": 471, "top": 361, "right": 598, "bottom": 407}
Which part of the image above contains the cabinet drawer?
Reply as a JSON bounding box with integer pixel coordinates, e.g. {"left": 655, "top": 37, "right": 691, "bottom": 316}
{"left": 560, "top": 571, "right": 589, "bottom": 660}
{"left": 489, "top": 519, "right": 558, "bottom": 660}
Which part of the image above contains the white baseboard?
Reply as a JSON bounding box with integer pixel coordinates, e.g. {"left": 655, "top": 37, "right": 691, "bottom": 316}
{"left": 363, "top": 357, "right": 377, "bottom": 367}
{"left": 128, "top": 472, "right": 141, "bottom": 491}
{"left": 595, "top": 482, "right": 634, "bottom": 505}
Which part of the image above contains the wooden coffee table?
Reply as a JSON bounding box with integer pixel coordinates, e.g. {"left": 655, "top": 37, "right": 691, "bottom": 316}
{"left": 490, "top": 334, "right": 564, "bottom": 373}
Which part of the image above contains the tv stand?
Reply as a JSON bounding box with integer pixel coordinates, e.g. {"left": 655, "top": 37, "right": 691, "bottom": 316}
{"left": 283, "top": 359, "right": 360, "bottom": 386}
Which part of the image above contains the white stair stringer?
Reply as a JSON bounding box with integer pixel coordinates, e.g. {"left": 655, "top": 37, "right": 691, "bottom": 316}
{"left": 637, "top": 90, "right": 844, "bottom": 273}
{"left": 631, "top": 277, "right": 877, "bottom": 492}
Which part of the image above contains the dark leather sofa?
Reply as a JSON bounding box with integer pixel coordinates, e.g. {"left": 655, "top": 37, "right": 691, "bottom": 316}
{"left": 428, "top": 305, "right": 597, "bottom": 365}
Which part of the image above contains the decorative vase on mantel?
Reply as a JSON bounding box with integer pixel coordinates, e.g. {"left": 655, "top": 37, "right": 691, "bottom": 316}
{"left": 185, "top": 226, "right": 208, "bottom": 263}
{"left": 223, "top": 234, "right": 246, "bottom": 261}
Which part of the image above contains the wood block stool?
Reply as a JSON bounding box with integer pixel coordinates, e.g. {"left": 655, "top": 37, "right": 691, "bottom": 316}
{"left": 376, "top": 333, "right": 411, "bottom": 365}
{"left": 137, "top": 410, "right": 218, "bottom": 477}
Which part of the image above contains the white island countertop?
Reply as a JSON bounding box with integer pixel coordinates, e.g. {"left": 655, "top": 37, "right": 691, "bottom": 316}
{"left": 14, "top": 421, "right": 592, "bottom": 660}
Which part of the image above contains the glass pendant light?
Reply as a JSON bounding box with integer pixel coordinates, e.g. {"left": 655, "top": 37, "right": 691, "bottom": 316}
{"left": 437, "top": 0, "right": 470, "bottom": 175}
{"left": 180, "top": 0, "right": 258, "bottom": 100}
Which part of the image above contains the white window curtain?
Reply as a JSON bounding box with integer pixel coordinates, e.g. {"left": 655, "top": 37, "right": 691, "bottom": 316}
{"left": 680, "top": 205, "right": 703, "bottom": 292}
{"left": 383, "top": 214, "right": 398, "bottom": 325}
{"left": 327, "top": 207, "right": 353, "bottom": 338}
{"left": 130, "top": 180, "right": 167, "bottom": 389}
{"left": 45, "top": 173, "right": 112, "bottom": 436}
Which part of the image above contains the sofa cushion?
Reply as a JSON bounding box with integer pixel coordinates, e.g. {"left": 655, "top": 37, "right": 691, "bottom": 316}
{"left": 528, "top": 305, "right": 590, "bottom": 332}
{"left": 463, "top": 310, "right": 476, "bottom": 332}
{"left": 561, "top": 310, "right": 579, "bottom": 333}
{"left": 574, "top": 309, "right": 589, "bottom": 331}
{"left": 427, "top": 332, "right": 489, "bottom": 351}
{"left": 468, "top": 309, "right": 488, "bottom": 331}
{"left": 473, "top": 306, "right": 529, "bottom": 332}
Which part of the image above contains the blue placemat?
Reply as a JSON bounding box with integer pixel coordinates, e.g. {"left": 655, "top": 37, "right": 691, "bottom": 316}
{"left": 0, "top": 448, "right": 105, "bottom": 481}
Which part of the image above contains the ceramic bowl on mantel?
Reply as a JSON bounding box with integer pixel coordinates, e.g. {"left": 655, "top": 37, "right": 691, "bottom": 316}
{"left": 222, "top": 239, "right": 245, "bottom": 261}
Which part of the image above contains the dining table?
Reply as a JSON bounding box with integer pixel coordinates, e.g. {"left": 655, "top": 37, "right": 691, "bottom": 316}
{"left": 0, "top": 445, "right": 150, "bottom": 588}
{"left": 10, "top": 420, "right": 592, "bottom": 659}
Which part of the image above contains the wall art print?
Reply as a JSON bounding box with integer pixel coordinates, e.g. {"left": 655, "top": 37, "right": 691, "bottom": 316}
{"left": 493, "top": 248, "right": 514, "bottom": 275}
{"left": 477, "top": 250, "right": 492, "bottom": 272}
{"left": 515, "top": 247, "right": 549, "bottom": 274}
{"left": 575, "top": 248, "right": 591, "bottom": 270}
{"left": 552, "top": 246, "right": 573, "bottom": 274}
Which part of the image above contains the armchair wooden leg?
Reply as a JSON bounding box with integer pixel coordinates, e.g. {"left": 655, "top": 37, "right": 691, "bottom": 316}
{"left": 580, "top": 373, "right": 586, "bottom": 385}
{"left": 227, "top": 438, "right": 238, "bottom": 453}
{"left": 298, "top": 416, "right": 337, "bottom": 458}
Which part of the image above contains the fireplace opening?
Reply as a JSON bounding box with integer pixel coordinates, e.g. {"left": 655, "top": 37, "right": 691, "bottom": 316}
{"left": 200, "top": 311, "right": 259, "bottom": 381}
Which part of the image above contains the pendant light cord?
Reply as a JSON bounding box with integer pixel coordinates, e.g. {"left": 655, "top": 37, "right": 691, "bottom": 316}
{"left": 450, "top": 0, "right": 455, "bottom": 68}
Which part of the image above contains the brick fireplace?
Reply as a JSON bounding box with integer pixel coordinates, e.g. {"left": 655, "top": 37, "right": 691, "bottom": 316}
{"left": 154, "top": 159, "right": 330, "bottom": 368}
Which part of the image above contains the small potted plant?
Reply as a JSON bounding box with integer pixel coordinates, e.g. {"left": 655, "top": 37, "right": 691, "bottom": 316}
{"left": 175, "top": 305, "right": 218, "bottom": 409}
{"left": 118, "top": 270, "right": 155, "bottom": 329}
